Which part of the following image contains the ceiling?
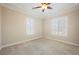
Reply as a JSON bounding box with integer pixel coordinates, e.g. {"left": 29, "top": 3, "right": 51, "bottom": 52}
{"left": 1, "top": 3, "right": 79, "bottom": 19}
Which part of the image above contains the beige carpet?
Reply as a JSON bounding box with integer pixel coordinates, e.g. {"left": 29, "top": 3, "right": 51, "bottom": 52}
{"left": 0, "top": 39, "right": 79, "bottom": 55}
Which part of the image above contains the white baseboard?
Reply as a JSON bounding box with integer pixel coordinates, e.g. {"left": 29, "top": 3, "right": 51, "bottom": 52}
{"left": 47, "top": 37, "right": 79, "bottom": 47}
{"left": 1, "top": 36, "right": 79, "bottom": 49}
{"left": 1, "top": 36, "right": 42, "bottom": 49}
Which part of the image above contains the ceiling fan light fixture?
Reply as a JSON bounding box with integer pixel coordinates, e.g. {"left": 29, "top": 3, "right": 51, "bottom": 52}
{"left": 32, "top": 3, "right": 52, "bottom": 12}
{"left": 41, "top": 4, "right": 48, "bottom": 9}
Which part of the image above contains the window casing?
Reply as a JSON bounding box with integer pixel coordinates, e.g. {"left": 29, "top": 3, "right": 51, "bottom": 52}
{"left": 26, "top": 18, "right": 35, "bottom": 35}
{"left": 50, "top": 16, "right": 68, "bottom": 36}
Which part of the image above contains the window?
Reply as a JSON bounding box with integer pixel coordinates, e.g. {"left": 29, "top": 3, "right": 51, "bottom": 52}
{"left": 26, "top": 18, "right": 35, "bottom": 35}
{"left": 51, "top": 16, "right": 68, "bottom": 36}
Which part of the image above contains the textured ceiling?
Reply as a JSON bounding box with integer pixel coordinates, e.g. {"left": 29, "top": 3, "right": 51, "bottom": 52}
{"left": 1, "top": 3, "right": 79, "bottom": 19}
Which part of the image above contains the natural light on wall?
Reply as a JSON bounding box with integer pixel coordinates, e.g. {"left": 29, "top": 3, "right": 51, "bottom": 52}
{"left": 26, "top": 18, "right": 35, "bottom": 35}
{"left": 50, "top": 16, "right": 68, "bottom": 36}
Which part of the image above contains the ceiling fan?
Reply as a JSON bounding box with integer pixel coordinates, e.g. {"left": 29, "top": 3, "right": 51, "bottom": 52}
{"left": 32, "top": 3, "right": 52, "bottom": 12}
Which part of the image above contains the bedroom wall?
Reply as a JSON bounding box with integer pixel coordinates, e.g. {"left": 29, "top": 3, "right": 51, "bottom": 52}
{"left": 0, "top": 6, "right": 2, "bottom": 49}
{"left": 2, "top": 6, "right": 42, "bottom": 46}
{"left": 45, "top": 10, "right": 79, "bottom": 44}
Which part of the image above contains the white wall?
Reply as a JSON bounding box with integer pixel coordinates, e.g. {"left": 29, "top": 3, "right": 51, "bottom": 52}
{"left": 44, "top": 10, "right": 79, "bottom": 44}
{"left": 0, "top": 6, "right": 2, "bottom": 49}
{"left": 2, "top": 7, "right": 26, "bottom": 46}
{"left": 2, "top": 7, "right": 42, "bottom": 46}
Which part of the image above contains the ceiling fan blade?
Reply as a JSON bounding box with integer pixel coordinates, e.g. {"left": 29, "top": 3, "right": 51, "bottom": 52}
{"left": 47, "top": 3, "right": 51, "bottom": 5}
{"left": 32, "top": 6, "right": 41, "bottom": 9}
{"left": 47, "top": 6, "right": 52, "bottom": 9}
{"left": 41, "top": 3, "right": 51, "bottom": 5}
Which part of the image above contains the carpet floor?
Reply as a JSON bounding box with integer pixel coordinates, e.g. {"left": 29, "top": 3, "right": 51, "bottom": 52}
{"left": 0, "top": 39, "right": 79, "bottom": 55}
